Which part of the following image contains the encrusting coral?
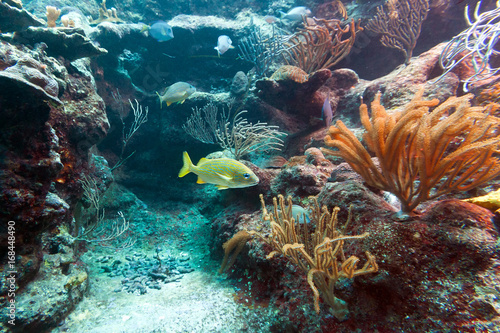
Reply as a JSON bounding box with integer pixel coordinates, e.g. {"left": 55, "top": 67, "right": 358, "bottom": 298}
{"left": 220, "top": 194, "right": 378, "bottom": 320}
{"left": 321, "top": 89, "right": 500, "bottom": 213}
{"left": 270, "top": 65, "right": 309, "bottom": 83}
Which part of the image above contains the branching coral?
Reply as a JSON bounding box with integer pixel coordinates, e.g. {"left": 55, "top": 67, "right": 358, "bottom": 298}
{"left": 89, "top": 0, "right": 124, "bottom": 25}
{"left": 321, "top": 89, "right": 500, "bottom": 213}
{"left": 366, "top": 0, "right": 430, "bottom": 64}
{"left": 46, "top": 6, "right": 61, "bottom": 28}
{"left": 182, "top": 101, "right": 287, "bottom": 160}
{"left": 282, "top": 18, "right": 362, "bottom": 74}
{"left": 431, "top": 1, "right": 500, "bottom": 91}
{"left": 220, "top": 194, "right": 378, "bottom": 319}
{"left": 238, "top": 25, "right": 289, "bottom": 77}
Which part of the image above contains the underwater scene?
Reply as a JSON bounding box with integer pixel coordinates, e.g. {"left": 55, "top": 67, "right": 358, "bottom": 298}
{"left": 1, "top": 0, "right": 500, "bottom": 332}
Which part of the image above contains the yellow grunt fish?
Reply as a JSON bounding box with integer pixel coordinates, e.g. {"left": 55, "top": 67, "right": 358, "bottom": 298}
{"left": 178, "top": 151, "right": 259, "bottom": 190}
{"left": 156, "top": 82, "right": 196, "bottom": 108}
{"left": 463, "top": 188, "right": 500, "bottom": 213}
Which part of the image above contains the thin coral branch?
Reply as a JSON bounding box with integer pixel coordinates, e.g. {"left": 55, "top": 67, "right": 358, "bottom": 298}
{"left": 76, "top": 175, "right": 136, "bottom": 249}
{"left": 283, "top": 18, "right": 362, "bottom": 73}
{"left": 238, "top": 25, "right": 290, "bottom": 77}
{"left": 431, "top": 0, "right": 500, "bottom": 91}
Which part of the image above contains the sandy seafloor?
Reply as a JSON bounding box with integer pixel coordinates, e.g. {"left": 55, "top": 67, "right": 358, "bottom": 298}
{"left": 53, "top": 198, "right": 280, "bottom": 333}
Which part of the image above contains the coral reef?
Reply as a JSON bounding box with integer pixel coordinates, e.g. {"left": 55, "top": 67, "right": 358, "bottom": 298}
{"left": 0, "top": 40, "right": 108, "bottom": 332}
{"left": 0, "top": 0, "right": 499, "bottom": 331}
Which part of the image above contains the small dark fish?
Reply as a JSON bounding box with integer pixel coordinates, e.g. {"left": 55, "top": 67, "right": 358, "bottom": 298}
{"left": 264, "top": 15, "right": 278, "bottom": 24}
{"left": 262, "top": 155, "right": 288, "bottom": 169}
{"left": 322, "top": 93, "right": 333, "bottom": 128}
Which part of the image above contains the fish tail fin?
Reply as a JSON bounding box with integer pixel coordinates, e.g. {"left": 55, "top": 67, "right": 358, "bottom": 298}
{"left": 140, "top": 24, "right": 149, "bottom": 33}
{"left": 179, "top": 151, "right": 193, "bottom": 177}
{"left": 156, "top": 91, "right": 162, "bottom": 109}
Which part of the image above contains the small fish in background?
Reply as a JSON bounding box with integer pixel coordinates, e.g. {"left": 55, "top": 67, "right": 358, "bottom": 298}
{"left": 264, "top": 15, "right": 278, "bottom": 24}
{"left": 178, "top": 152, "right": 259, "bottom": 190}
{"left": 280, "top": 6, "right": 312, "bottom": 23}
{"left": 322, "top": 93, "right": 334, "bottom": 128}
{"left": 141, "top": 21, "right": 174, "bottom": 42}
{"left": 156, "top": 82, "right": 196, "bottom": 108}
{"left": 214, "top": 35, "right": 234, "bottom": 56}
{"left": 277, "top": 204, "right": 311, "bottom": 224}
{"left": 262, "top": 155, "right": 288, "bottom": 169}
{"left": 291, "top": 205, "right": 311, "bottom": 224}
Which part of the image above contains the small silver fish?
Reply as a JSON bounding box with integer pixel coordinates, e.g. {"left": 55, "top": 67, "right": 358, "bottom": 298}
{"left": 280, "top": 6, "right": 312, "bottom": 23}
{"left": 156, "top": 82, "right": 196, "bottom": 108}
{"left": 322, "top": 93, "right": 333, "bottom": 128}
{"left": 291, "top": 205, "right": 311, "bottom": 224}
{"left": 214, "top": 35, "right": 234, "bottom": 56}
{"left": 178, "top": 152, "right": 259, "bottom": 190}
{"left": 278, "top": 204, "right": 311, "bottom": 224}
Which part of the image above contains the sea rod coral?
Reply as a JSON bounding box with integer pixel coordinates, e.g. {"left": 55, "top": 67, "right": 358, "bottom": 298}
{"left": 220, "top": 194, "right": 378, "bottom": 320}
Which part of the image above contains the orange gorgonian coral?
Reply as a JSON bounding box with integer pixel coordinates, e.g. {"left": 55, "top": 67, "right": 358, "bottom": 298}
{"left": 322, "top": 89, "right": 500, "bottom": 213}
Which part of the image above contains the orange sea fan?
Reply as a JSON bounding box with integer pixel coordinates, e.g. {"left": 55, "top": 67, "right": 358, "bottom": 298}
{"left": 321, "top": 89, "right": 500, "bottom": 213}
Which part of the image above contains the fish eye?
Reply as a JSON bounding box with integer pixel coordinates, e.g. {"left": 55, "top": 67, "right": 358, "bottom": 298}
{"left": 243, "top": 173, "right": 250, "bottom": 179}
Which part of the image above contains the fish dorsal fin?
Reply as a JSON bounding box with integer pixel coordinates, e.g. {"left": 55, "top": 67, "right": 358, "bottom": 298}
{"left": 197, "top": 157, "right": 209, "bottom": 165}
{"left": 197, "top": 177, "right": 206, "bottom": 184}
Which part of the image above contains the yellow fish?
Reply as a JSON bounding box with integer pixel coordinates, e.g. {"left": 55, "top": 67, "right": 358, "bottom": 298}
{"left": 178, "top": 152, "right": 259, "bottom": 190}
{"left": 156, "top": 82, "right": 196, "bottom": 108}
{"left": 463, "top": 188, "right": 500, "bottom": 213}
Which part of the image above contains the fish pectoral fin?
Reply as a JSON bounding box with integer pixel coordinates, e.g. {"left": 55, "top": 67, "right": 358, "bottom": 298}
{"left": 196, "top": 177, "right": 206, "bottom": 184}
{"left": 179, "top": 99, "right": 186, "bottom": 104}
{"left": 156, "top": 92, "right": 163, "bottom": 109}
{"left": 216, "top": 185, "right": 229, "bottom": 190}
{"left": 166, "top": 101, "right": 172, "bottom": 106}
{"left": 215, "top": 173, "right": 232, "bottom": 182}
